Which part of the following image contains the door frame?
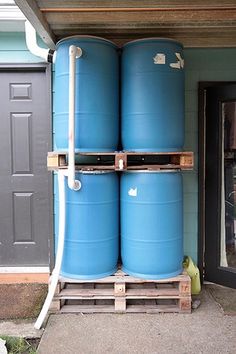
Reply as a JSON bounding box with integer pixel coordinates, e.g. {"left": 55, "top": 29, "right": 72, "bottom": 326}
{"left": 198, "top": 81, "right": 236, "bottom": 283}
{"left": 0, "top": 63, "right": 54, "bottom": 272}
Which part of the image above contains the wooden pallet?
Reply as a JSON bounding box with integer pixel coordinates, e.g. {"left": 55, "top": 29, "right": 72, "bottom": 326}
{"left": 47, "top": 151, "right": 194, "bottom": 171}
{"left": 51, "top": 270, "right": 191, "bottom": 314}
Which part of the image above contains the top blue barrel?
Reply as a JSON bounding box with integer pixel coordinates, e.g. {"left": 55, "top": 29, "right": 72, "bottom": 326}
{"left": 122, "top": 38, "right": 184, "bottom": 152}
{"left": 54, "top": 36, "right": 119, "bottom": 152}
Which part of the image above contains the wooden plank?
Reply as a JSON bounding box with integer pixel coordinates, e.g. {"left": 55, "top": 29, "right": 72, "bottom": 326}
{"left": 59, "top": 274, "right": 190, "bottom": 284}
{"left": 37, "top": 0, "right": 236, "bottom": 8}
{"left": 41, "top": 6, "right": 236, "bottom": 13}
{"left": 56, "top": 287, "right": 181, "bottom": 299}
{"left": 58, "top": 288, "right": 114, "bottom": 297}
{"left": 15, "top": 0, "right": 56, "bottom": 48}
{"left": 60, "top": 304, "right": 115, "bottom": 313}
{"left": 115, "top": 298, "right": 126, "bottom": 312}
{"left": 44, "top": 10, "right": 236, "bottom": 26}
{"left": 179, "top": 297, "right": 192, "bottom": 313}
{"left": 0, "top": 272, "right": 49, "bottom": 284}
{"left": 60, "top": 304, "right": 182, "bottom": 313}
{"left": 53, "top": 27, "right": 236, "bottom": 48}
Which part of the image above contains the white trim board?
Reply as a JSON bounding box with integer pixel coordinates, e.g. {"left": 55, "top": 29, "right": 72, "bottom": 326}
{"left": 0, "top": 267, "right": 49, "bottom": 273}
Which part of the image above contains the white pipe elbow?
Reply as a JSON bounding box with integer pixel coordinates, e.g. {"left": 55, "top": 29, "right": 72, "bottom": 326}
{"left": 68, "top": 176, "right": 82, "bottom": 191}
{"left": 25, "top": 20, "right": 52, "bottom": 62}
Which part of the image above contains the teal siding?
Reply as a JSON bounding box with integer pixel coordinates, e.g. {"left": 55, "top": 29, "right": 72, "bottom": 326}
{"left": 0, "top": 32, "right": 47, "bottom": 63}
{"left": 1, "top": 33, "right": 236, "bottom": 265}
{"left": 183, "top": 48, "right": 236, "bottom": 263}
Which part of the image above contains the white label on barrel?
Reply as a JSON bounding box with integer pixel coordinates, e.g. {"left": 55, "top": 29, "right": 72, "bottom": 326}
{"left": 153, "top": 53, "right": 165, "bottom": 64}
{"left": 128, "top": 187, "right": 137, "bottom": 197}
{"left": 170, "top": 52, "right": 184, "bottom": 69}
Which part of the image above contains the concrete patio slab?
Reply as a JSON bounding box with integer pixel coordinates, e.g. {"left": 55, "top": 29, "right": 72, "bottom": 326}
{"left": 37, "top": 288, "right": 236, "bottom": 354}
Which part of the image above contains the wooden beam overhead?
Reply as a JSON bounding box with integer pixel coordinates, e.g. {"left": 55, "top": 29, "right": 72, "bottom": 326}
{"left": 15, "top": 0, "right": 56, "bottom": 48}
{"left": 14, "top": 0, "right": 236, "bottom": 48}
{"left": 43, "top": 10, "right": 236, "bottom": 26}
{"left": 40, "top": 6, "right": 236, "bottom": 13}
{"left": 37, "top": 0, "right": 236, "bottom": 7}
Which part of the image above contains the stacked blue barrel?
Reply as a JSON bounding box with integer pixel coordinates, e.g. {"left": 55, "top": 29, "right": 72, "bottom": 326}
{"left": 54, "top": 36, "right": 119, "bottom": 279}
{"left": 121, "top": 38, "right": 184, "bottom": 279}
{"left": 53, "top": 36, "right": 184, "bottom": 280}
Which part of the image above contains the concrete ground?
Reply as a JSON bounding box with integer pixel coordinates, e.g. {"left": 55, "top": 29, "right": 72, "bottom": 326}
{"left": 0, "top": 319, "right": 42, "bottom": 339}
{"left": 37, "top": 288, "right": 236, "bottom": 354}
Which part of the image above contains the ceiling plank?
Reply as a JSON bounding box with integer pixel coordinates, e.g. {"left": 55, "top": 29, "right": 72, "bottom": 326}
{"left": 37, "top": 0, "right": 236, "bottom": 8}
{"left": 15, "top": 0, "right": 56, "bottom": 48}
{"left": 44, "top": 9, "right": 236, "bottom": 26}
{"left": 53, "top": 26, "right": 236, "bottom": 48}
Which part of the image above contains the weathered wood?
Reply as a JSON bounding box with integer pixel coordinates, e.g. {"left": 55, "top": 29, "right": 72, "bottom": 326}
{"left": 44, "top": 10, "right": 236, "bottom": 27}
{"left": 60, "top": 303, "right": 184, "bottom": 313}
{"left": 53, "top": 27, "right": 236, "bottom": 48}
{"left": 41, "top": 6, "right": 236, "bottom": 13}
{"left": 15, "top": 0, "right": 56, "bottom": 48}
{"left": 60, "top": 272, "right": 190, "bottom": 284}
{"left": 37, "top": 0, "right": 236, "bottom": 9}
{"left": 53, "top": 271, "right": 191, "bottom": 313}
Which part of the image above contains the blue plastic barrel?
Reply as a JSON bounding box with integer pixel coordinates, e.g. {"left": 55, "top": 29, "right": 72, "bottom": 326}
{"left": 121, "top": 171, "right": 183, "bottom": 279}
{"left": 54, "top": 171, "right": 119, "bottom": 279}
{"left": 54, "top": 36, "right": 119, "bottom": 151}
{"left": 122, "top": 38, "right": 184, "bottom": 151}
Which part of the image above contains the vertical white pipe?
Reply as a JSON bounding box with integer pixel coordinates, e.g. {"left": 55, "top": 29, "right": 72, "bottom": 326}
{"left": 68, "top": 45, "right": 82, "bottom": 191}
{"left": 34, "top": 170, "right": 66, "bottom": 330}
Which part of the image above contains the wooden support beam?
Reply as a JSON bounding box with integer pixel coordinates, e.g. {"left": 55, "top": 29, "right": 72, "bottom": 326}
{"left": 41, "top": 6, "right": 236, "bottom": 13}
{"left": 15, "top": 0, "right": 56, "bottom": 49}
{"left": 44, "top": 10, "right": 236, "bottom": 26}
{"left": 37, "top": 0, "right": 236, "bottom": 8}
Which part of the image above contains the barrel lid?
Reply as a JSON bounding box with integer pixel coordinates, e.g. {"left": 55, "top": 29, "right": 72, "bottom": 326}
{"left": 123, "top": 37, "right": 183, "bottom": 49}
{"left": 57, "top": 35, "right": 117, "bottom": 48}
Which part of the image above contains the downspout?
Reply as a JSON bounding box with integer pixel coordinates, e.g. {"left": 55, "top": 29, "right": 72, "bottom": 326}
{"left": 35, "top": 170, "right": 66, "bottom": 330}
{"left": 25, "top": 20, "right": 54, "bottom": 62}
{"left": 26, "top": 23, "right": 82, "bottom": 327}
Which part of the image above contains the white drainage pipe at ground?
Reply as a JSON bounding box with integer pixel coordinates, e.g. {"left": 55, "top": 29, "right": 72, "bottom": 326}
{"left": 34, "top": 170, "right": 66, "bottom": 330}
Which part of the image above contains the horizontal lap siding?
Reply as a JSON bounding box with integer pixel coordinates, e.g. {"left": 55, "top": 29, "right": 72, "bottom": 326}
{"left": 0, "top": 32, "right": 47, "bottom": 63}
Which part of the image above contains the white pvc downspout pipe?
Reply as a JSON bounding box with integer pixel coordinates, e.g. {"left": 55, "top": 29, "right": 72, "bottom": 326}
{"left": 34, "top": 45, "right": 83, "bottom": 329}
{"left": 68, "top": 45, "right": 82, "bottom": 191}
{"left": 25, "top": 20, "right": 54, "bottom": 62}
{"left": 34, "top": 170, "right": 66, "bottom": 330}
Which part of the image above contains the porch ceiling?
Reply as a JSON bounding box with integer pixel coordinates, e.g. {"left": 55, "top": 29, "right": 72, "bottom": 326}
{"left": 14, "top": 0, "right": 236, "bottom": 49}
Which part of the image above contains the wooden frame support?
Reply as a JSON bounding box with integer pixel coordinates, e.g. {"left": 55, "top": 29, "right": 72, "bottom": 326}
{"left": 15, "top": 0, "right": 56, "bottom": 48}
{"left": 47, "top": 151, "right": 194, "bottom": 171}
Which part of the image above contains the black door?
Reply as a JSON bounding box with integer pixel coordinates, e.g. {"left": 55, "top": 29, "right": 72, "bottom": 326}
{"left": 205, "top": 84, "right": 236, "bottom": 288}
{"left": 0, "top": 65, "right": 52, "bottom": 267}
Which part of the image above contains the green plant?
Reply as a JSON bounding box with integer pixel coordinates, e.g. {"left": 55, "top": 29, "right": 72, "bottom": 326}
{"left": 0, "top": 336, "right": 37, "bottom": 354}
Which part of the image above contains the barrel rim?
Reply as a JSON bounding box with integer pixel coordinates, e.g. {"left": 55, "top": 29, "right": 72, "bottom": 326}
{"left": 123, "top": 37, "right": 183, "bottom": 48}
{"left": 76, "top": 170, "right": 116, "bottom": 175}
{"left": 123, "top": 170, "right": 181, "bottom": 174}
{"left": 57, "top": 35, "right": 117, "bottom": 48}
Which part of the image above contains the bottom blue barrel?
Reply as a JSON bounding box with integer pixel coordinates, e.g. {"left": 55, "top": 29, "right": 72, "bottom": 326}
{"left": 121, "top": 171, "right": 183, "bottom": 279}
{"left": 55, "top": 171, "right": 119, "bottom": 279}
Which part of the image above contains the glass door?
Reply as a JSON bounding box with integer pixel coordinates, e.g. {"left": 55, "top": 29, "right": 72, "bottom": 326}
{"left": 205, "top": 85, "right": 236, "bottom": 288}
{"left": 221, "top": 102, "right": 236, "bottom": 271}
